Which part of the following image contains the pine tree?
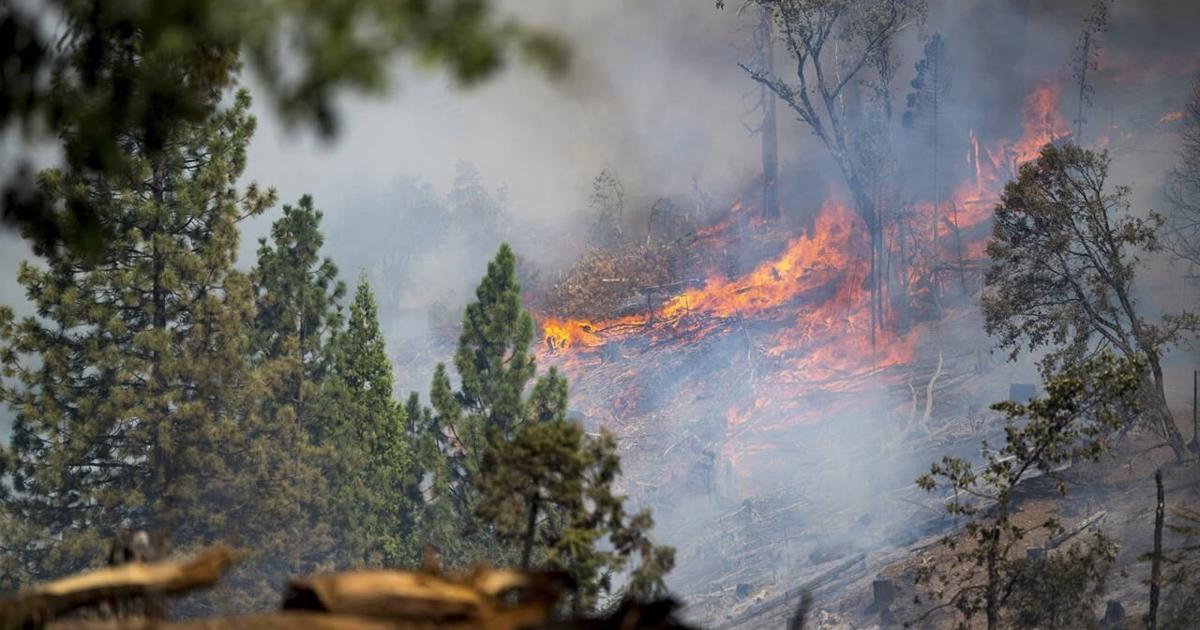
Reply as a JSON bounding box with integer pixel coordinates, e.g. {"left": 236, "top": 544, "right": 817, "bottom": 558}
{"left": 904, "top": 33, "right": 953, "bottom": 262}
{"left": 1071, "top": 1, "right": 1111, "bottom": 143}
{"left": 320, "top": 276, "right": 421, "bottom": 568}
{"left": 588, "top": 169, "right": 625, "bottom": 249}
{"left": 0, "top": 90, "right": 326, "bottom": 610}
{"left": 426, "top": 244, "right": 674, "bottom": 609}
{"left": 404, "top": 389, "right": 460, "bottom": 563}
{"left": 453, "top": 244, "right": 536, "bottom": 438}
{"left": 447, "top": 161, "right": 507, "bottom": 249}
{"left": 252, "top": 195, "right": 345, "bottom": 437}
{"left": 0, "top": 0, "right": 568, "bottom": 256}
{"left": 424, "top": 243, "right": 534, "bottom": 564}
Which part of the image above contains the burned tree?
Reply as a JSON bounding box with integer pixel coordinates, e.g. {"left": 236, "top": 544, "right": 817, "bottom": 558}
{"left": 984, "top": 144, "right": 1196, "bottom": 460}
{"left": 588, "top": 169, "right": 626, "bottom": 248}
{"left": 728, "top": 0, "right": 925, "bottom": 353}
{"left": 904, "top": 33, "right": 952, "bottom": 273}
{"left": 739, "top": 3, "right": 783, "bottom": 221}
{"left": 1157, "top": 499, "right": 1200, "bottom": 629}
{"left": 1148, "top": 469, "right": 1165, "bottom": 630}
{"left": 758, "top": 7, "right": 781, "bottom": 223}
{"left": 1166, "top": 75, "right": 1200, "bottom": 280}
{"left": 1070, "top": 0, "right": 1111, "bottom": 143}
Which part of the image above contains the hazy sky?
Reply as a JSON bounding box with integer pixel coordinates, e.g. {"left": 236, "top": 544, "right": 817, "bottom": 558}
{"left": 1, "top": 0, "right": 1199, "bottom": 409}
{"left": 239, "top": 0, "right": 761, "bottom": 253}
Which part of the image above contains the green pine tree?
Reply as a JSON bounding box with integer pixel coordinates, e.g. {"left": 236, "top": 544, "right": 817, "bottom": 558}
{"left": 0, "top": 90, "right": 327, "bottom": 610}
{"left": 425, "top": 244, "right": 674, "bottom": 609}
{"left": 320, "top": 276, "right": 422, "bottom": 568}
{"left": 252, "top": 195, "right": 346, "bottom": 437}
{"left": 477, "top": 369, "right": 582, "bottom": 571}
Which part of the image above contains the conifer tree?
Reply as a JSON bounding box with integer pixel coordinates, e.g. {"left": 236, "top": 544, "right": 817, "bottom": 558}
{"left": 477, "top": 369, "right": 581, "bottom": 570}
{"left": 0, "top": 90, "right": 326, "bottom": 610}
{"left": 588, "top": 169, "right": 625, "bottom": 249}
{"left": 447, "top": 161, "right": 507, "bottom": 249}
{"left": 905, "top": 33, "right": 953, "bottom": 260}
{"left": 426, "top": 244, "right": 674, "bottom": 609}
{"left": 320, "top": 277, "right": 421, "bottom": 568}
{"left": 0, "top": 0, "right": 568, "bottom": 256}
{"left": 252, "top": 196, "right": 345, "bottom": 436}
{"left": 426, "top": 243, "right": 534, "bottom": 563}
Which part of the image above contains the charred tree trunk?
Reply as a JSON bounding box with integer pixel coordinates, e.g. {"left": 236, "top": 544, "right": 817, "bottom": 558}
{"left": 930, "top": 49, "right": 941, "bottom": 280}
{"left": 1191, "top": 370, "right": 1198, "bottom": 451}
{"left": 847, "top": 181, "right": 880, "bottom": 361}
{"left": 1074, "top": 30, "right": 1092, "bottom": 143}
{"left": 950, "top": 202, "right": 968, "bottom": 295}
{"left": 873, "top": 228, "right": 883, "bottom": 360}
{"left": 1148, "top": 468, "right": 1164, "bottom": 630}
{"left": 758, "top": 8, "right": 780, "bottom": 221}
{"left": 876, "top": 198, "right": 887, "bottom": 346}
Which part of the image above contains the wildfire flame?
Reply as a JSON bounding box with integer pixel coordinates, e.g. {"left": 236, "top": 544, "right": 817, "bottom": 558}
{"left": 536, "top": 82, "right": 1072, "bottom": 477}
{"left": 1159, "top": 111, "right": 1184, "bottom": 125}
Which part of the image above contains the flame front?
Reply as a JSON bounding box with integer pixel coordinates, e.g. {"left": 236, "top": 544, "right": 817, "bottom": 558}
{"left": 536, "top": 82, "right": 1072, "bottom": 478}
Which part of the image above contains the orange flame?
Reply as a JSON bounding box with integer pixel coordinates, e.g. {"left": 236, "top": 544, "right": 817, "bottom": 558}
{"left": 1159, "top": 111, "right": 1184, "bottom": 125}
{"left": 536, "top": 81, "right": 1071, "bottom": 469}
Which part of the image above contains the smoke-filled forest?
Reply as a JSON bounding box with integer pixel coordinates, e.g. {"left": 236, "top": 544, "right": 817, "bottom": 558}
{"left": 0, "top": 0, "right": 1198, "bottom": 628}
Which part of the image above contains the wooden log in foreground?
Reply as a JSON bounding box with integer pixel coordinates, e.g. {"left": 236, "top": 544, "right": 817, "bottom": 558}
{"left": 282, "top": 567, "right": 568, "bottom": 629}
{"left": 8, "top": 548, "right": 692, "bottom": 630}
{"left": 48, "top": 599, "right": 695, "bottom": 630}
{"left": 49, "top": 612, "right": 403, "bottom": 630}
{"left": 0, "top": 546, "right": 239, "bottom": 628}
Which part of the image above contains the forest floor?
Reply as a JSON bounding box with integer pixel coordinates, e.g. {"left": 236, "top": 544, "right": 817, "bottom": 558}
{"left": 699, "top": 427, "right": 1199, "bottom": 630}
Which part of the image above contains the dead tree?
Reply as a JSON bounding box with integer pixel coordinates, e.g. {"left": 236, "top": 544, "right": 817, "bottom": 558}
{"left": 732, "top": 0, "right": 924, "bottom": 356}
{"left": 735, "top": 2, "right": 783, "bottom": 222}
{"left": 904, "top": 32, "right": 952, "bottom": 294}
{"left": 1166, "top": 76, "right": 1200, "bottom": 280}
{"left": 1148, "top": 468, "right": 1164, "bottom": 630}
{"left": 756, "top": 7, "right": 781, "bottom": 221}
{"left": 1071, "top": 0, "right": 1110, "bottom": 143}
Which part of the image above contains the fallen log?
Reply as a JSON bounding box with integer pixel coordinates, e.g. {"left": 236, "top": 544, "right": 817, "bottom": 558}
{"left": 1048, "top": 510, "right": 1108, "bottom": 549}
{"left": 0, "top": 546, "right": 239, "bottom": 628}
{"left": 283, "top": 567, "right": 568, "bottom": 630}
{"left": 712, "top": 553, "right": 866, "bottom": 630}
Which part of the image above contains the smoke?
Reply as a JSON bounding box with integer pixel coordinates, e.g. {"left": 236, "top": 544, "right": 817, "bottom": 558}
{"left": 0, "top": 0, "right": 1199, "bottom": 604}
{"left": 240, "top": 0, "right": 768, "bottom": 243}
